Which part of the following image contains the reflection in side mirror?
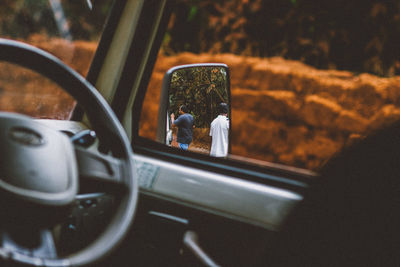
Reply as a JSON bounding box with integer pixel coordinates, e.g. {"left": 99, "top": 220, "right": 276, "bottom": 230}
{"left": 157, "top": 64, "right": 231, "bottom": 157}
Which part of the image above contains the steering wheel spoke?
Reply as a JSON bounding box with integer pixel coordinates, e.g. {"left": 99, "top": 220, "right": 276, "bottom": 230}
{"left": 1, "top": 228, "right": 58, "bottom": 263}
{"left": 74, "top": 146, "right": 129, "bottom": 195}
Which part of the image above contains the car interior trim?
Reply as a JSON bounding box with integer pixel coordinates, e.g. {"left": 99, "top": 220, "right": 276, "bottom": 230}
{"left": 134, "top": 154, "right": 303, "bottom": 231}
{"left": 89, "top": 0, "right": 144, "bottom": 106}
{"left": 135, "top": 143, "right": 312, "bottom": 192}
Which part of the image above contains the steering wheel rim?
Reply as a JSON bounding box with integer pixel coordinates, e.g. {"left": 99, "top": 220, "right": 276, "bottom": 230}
{"left": 0, "top": 38, "right": 138, "bottom": 266}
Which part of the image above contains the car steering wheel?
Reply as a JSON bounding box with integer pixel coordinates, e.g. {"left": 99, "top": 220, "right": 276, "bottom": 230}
{"left": 0, "top": 39, "right": 138, "bottom": 266}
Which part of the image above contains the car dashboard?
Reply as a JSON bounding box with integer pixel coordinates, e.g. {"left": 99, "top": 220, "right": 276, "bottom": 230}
{"left": 34, "top": 119, "right": 309, "bottom": 266}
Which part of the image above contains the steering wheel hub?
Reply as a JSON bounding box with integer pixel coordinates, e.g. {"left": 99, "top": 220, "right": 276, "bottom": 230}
{"left": 0, "top": 113, "right": 78, "bottom": 206}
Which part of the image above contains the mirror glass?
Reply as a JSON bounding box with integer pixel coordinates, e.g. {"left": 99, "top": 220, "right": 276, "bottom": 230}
{"left": 158, "top": 64, "right": 230, "bottom": 157}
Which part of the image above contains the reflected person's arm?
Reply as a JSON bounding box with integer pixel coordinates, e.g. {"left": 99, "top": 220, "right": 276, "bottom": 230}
{"left": 170, "top": 113, "right": 176, "bottom": 126}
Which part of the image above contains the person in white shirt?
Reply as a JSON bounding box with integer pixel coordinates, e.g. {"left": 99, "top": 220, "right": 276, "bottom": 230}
{"left": 210, "top": 103, "right": 229, "bottom": 157}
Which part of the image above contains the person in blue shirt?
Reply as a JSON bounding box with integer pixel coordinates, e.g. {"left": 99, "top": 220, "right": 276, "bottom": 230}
{"left": 170, "top": 105, "right": 194, "bottom": 151}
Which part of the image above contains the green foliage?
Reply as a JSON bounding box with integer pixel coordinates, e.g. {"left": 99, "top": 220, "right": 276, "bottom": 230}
{"left": 187, "top": 6, "right": 198, "bottom": 21}
{"left": 0, "top": 1, "right": 112, "bottom": 40}
{"left": 0, "top": 0, "right": 56, "bottom": 38}
{"left": 165, "top": 0, "right": 400, "bottom": 77}
{"left": 169, "top": 66, "right": 228, "bottom": 128}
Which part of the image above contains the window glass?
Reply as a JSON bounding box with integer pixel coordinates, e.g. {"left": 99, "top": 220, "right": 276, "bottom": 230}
{"left": 0, "top": 62, "right": 73, "bottom": 119}
{"left": 139, "top": 1, "right": 400, "bottom": 171}
{"left": 0, "top": 0, "right": 113, "bottom": 119}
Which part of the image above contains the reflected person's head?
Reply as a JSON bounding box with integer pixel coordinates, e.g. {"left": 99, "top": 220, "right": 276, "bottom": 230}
{"left": 218, "top": 103, "right": 228, "bottom": 115}
{"left": 179, "top": 104, "right": 189, "bottom": 114}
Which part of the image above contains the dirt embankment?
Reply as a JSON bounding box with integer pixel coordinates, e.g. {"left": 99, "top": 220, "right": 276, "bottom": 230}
{"left": 141, "top": 52, "right": 400, "bottom": 170}
{"left": 0, "top": 36, "right": 95, "bottom": 119}
{"left": 3, "top": 36, "right": 399, "bottom": 171}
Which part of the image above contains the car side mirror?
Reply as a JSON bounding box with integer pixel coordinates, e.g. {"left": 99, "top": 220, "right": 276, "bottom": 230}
{"left": 157, "top": 63, "right": 231, "bottom": 156}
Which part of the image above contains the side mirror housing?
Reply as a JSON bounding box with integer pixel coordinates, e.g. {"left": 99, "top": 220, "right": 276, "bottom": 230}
{"left": 157, "top": 63, "right": 231, "bottom": 156}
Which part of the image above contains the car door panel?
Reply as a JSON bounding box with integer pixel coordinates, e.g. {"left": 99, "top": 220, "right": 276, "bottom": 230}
{"left": 135, "top": 154, "right": 303, "bottom": 230}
